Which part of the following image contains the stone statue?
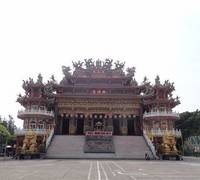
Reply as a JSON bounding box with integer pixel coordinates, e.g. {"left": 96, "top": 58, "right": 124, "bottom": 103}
{"left": 164, "top": 80, "right": 175, "bottom": 91}
{"left": 164, "top": 80, "right": 170, "bottom": 86}
{"left": 22, "top": 80, "right": 26, "bottom": 89}
{"left": 22, "top": 79, "right": 30, "bottom": 90}
{"left": 96, "top": 59, "right": 102, "bottom": 69}
{"left": 44, "top": 83, "right": 54, "bottom": 96}
{"left": 160, "top": 134, "right": 178, "bottom": 155}
{"left": 170, "top": 82, "right": 175, "bottom": 91}
{"left": 22, "top": 130, "right": 38, "bottom": 154}
{"left": 143, "top": 85, "right": 155, "bottom": 96}
{"left": 143, "top": 76, "right": 148, "bottom": 84}
{"left": 29, "top": 134, "right": 37, "bottom": 153}
{"left": 62, "top": 66, "right": 71, "bottom": 77}
{"left": 84, "top": 58, "right": 95, "bottom": 70}
{"left": 114, "top": 60, "right": 125, "bottom": 71}
{"left": 155, "top": 75, "right": 161, "bottom": 85}
{"left": 50, "top": 75, "right": 56, "bottom": 82}
{"left": 29, "top": 77, "right": 34, "bottom": 84}
{"left": 175, "top": 96, "right": 180, "bottom": 101}
{"left": 72, "top": 60, "right": 84, "bottom": 70}
{"left": 37, "top": 73, "right": 43, "bottom": 84}
{"left": 131, "top": 78, "right": 138, "bottom": 86}
{"left": 18, "top": 93, "right": 22, "bottom": 98}
{"left": 126, "top": 67, "right": 135, "bottom": 77}
{"left": 103, "top": 58, "right": 113, "bottom": 70}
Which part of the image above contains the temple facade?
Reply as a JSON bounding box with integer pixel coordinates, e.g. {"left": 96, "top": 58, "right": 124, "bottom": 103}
{"left": 16, "top": 59, "right": 181, "bottom": 158}
{"left": 17, "top": 59, "right": 180, "bottom": 136}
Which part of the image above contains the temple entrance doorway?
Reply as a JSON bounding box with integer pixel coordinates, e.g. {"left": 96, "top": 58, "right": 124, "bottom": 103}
{"left": 62, "top": 116, "right": 69, "bottom": 135}
{"left": 77, "top": 117, "right": 84, "bottom": 135}
{"left": 135, "top": 116, "right": 142, "bottom": 135}
{"left": 93, "top": 114, "right": 104, "bottom": 131}
{"left": 113, "top": 119, "right": 120, "bottom": 135}
{"left": 128, "top": 119, "right": 135, "bottom": 135}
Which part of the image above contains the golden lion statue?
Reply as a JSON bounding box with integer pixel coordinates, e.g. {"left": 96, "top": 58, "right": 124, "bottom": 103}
{"left": 22, "top": 130, "right": 38, "bottom": 154}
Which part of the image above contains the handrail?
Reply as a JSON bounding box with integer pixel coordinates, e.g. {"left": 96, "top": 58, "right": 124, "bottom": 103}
{"left": 143, "top": 111, "right": 179, "bottom": 118}
{"left": 147, "top": 128, "right": 182, "bottom": 138}
{"left": 143, "top": 130, "right": 158, "bottom": 159}
{"left": 46, "top": 128, "right": 54, "bottom": 150}
{"left": 18, "top": 109, "right": 54, "bottom": 117}
{"left": 15, "top": 128, "right": 47, "bottom": 135}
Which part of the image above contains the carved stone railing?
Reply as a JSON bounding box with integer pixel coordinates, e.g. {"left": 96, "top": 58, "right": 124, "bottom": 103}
{"left": 46, "top": 128, "right": 54, "bottom": 150}
{"left": 143, "top": 130, "right": 158, "bottom": 159}
{"left": 18, "top": 109, "right": 54, "bottom": 118}
{"left": 143, "top": 111, "right": 179, "bottom": 118}
{"left": 15, "top": 128, "right": 47, "bottom": 135}
{"left": 147, "top": 128, "right": 182, "bottom": 138}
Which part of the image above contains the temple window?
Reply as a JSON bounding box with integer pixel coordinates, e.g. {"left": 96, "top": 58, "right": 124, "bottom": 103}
{"left": 39, "top": 106, "right": 45, "bottom": 110}
{"left": 24, "top": 120, "right": 28, "bottom": 129}
{"left": 92, "top": 89, "right": 106, "bottom": 94}
{"left": 161, "top": 120, "right": 167, "bottom": 129}
{"left": 168, "top": 120, "right": 174, "bottom": 129}
{"left": 38, "top": 121, "right": 44, "bottom": 129}
{"left": 152, "top": 106, "right": 157, "bottom": 112}
{"left": 31, "top": 105, "right": 38, "bottom": 110}
{"left": 153, "top": 120, "right": 160, "bottom": 129}
{"left": 30, "top": 121, "right": 36, "bottom": 129}
{"left": 160, "top": 106, "right": 165, "bottom": 112}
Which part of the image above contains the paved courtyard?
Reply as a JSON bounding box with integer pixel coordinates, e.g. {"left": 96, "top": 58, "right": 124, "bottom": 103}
{"left": 1, "top": 159, "right": 200, "bottom": 180}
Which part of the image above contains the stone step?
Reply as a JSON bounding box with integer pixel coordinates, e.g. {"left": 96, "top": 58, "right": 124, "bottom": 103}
{"left": 46, "top": 135, "right": 153, "bottom": 159}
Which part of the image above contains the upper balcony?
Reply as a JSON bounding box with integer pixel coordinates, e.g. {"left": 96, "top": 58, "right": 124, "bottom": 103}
{"left": 15, "top": 128, "right": 48, "bottom": 135}
{"left": 143, "top": 111, "right": 179, "bottom": 119}
{"left": 18, "top": 109, "right": 54, "bottom": 119}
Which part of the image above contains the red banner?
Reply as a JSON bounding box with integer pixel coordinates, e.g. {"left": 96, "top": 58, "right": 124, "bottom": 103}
{"left": 85, "top": 131, "right": 112, "bottom": 136}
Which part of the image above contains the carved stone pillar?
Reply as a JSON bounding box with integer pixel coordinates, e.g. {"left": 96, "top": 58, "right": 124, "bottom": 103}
{"left": 60, "top": 114, "right": 63, "bottom": 135}
{"left": 84, "top": 114, "right": 90, "bottom": 132}
{"left": 69, "top": 114, "right": 76, "bottom": 135}
{"left": 134, "top": 116, "right": 137, "bottom": 135}
{"left": 109, "top": 120, "right": 114, "bottom": 132}
{"left": 121, "top": 115, "right": 128, "bottom": 135}
{"left": 107, "top": 114, "right": 113, "bottom": 131}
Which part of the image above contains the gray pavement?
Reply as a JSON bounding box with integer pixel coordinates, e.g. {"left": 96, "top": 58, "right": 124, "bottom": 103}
{"left": 1, "top": 159, "right": 200, "bottom": 180}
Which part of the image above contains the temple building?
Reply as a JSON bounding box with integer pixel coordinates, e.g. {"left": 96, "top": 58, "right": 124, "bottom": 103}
{"left": 16, "top": 59, "right": 182, "bottom": 159}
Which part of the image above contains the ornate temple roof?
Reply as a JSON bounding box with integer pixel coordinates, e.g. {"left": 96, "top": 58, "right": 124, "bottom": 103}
{"left": 17, "top": 74, "right": 56, "bottom": 106}
{"left": 60, "top": 59, "right": 137, "bottom": 89}
{"left": 61, "top": 59, "right": 134, "bottom": 78}
{"left": 17, "top": 58, "right": 180, "bottom": 108}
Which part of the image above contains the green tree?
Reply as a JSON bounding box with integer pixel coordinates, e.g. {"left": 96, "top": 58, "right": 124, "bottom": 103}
{"left": 0, "top": 115, "right": 17, "bottom": 135}
{"left": 7, "top": 115, "right": 16, "bottom": 135}
{"left": 176, "top": 110, "right": 200, "bottom": 140}
{"left": 0, "top": 124, "right": 10, "bottom": 137}
{"left": 0, "top": 115, "right": 17, "bottom": 147}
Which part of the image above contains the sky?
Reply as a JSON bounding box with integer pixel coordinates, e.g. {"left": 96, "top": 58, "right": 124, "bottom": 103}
{"left": 0, "top": 0, "right": 200, "bottom": 128}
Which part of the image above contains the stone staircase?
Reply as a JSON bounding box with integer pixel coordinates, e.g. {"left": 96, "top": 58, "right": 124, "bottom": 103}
{"left": 46, "top": 135, "right": 153, "bottom": 159}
